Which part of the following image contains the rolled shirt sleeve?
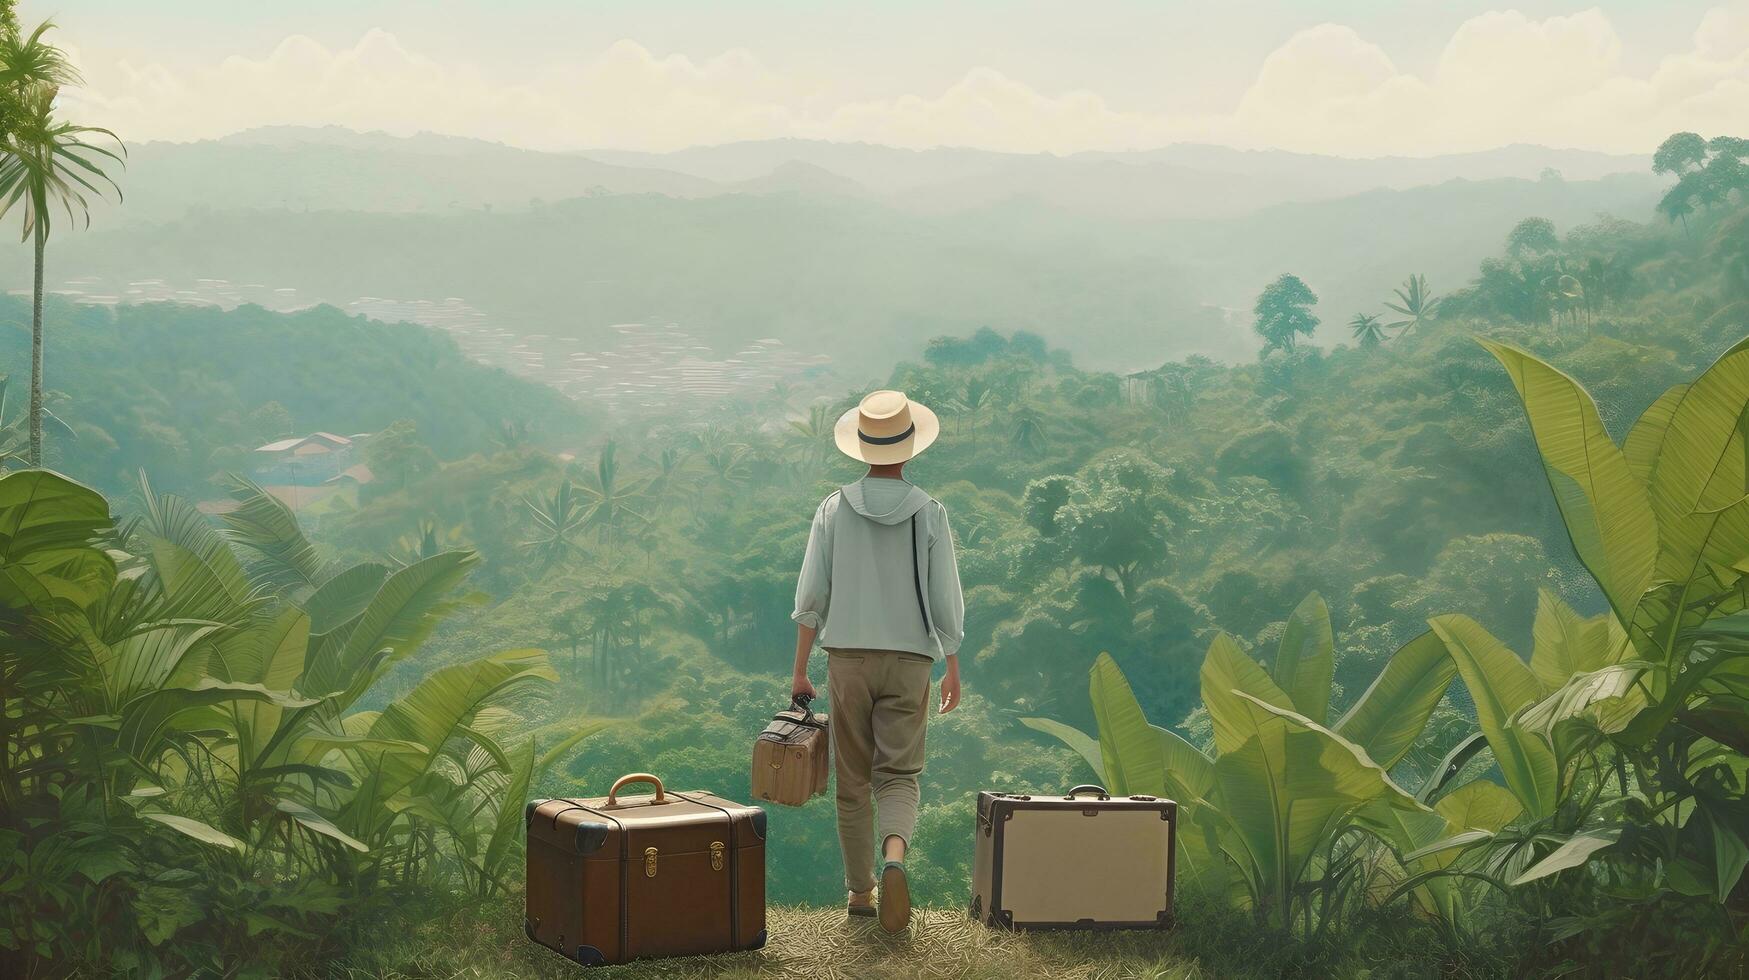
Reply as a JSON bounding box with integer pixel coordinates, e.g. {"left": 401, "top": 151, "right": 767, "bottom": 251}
{"left": 928, "top": 501, "right": 966, "bottom": 657}
{"left": 791, "top": 497, "right": 834, "bottom": 630}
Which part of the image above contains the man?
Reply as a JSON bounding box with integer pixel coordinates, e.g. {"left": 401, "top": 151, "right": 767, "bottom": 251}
{"left": 790, "top": 389, "right": 965, "bottom": 934}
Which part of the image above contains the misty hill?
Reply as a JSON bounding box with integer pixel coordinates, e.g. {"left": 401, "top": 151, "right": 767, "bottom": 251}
{"left": 35, "top": 192, "right": 1230, "bottom": 369}
{"left": 729, "top": 160, "right": 873, "bottom": 199}
{"left": 587, "top": 137, "right": 1652, "bottom": 210}
{"left": 102, "top": 127, "right": 1659, "bottom": 226}
{"left": 0, "top": 296, "right": 589, "bottom": 492}
{"left": 1151, "top": 172, "right": 1662, "bottom": 323}
{"left": 1089, "top": 142, "right": 1652, "bottom": 192}
{"left": 99, "top": 126, "right": 721, "bottom": 224}
{"left": 30, "top": 166, "right": 1661, "bottom": 373}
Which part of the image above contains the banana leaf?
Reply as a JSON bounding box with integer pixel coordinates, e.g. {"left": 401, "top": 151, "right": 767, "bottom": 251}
{"left": 1335, "top": 630, "right": 1457, "bottom": 771}
{"left": 1429, "top": 615, "right": 1561, "bottom": 818}
{"left": 1480, "top": 339, "right": 1657, "bottom": 629}
{"left": 1271, "top": 591, "right": 1334, "bottom": 725}
{"left": 1088, "top": 651, "right": 1166, "bottom": 796}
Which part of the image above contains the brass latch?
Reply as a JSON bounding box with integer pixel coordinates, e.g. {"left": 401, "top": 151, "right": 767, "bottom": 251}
{"left": 710, "top": 841, "right": 726, "bottom": 871}
{"left": 644, "top": 846, "right": 658, "bottom": 877}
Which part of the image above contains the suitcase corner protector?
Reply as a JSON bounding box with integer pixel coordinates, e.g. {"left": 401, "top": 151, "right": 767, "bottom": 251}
{"left": 524, "top": 798, "right": 550, "bottom": 825}
{"left": 747, "top": 929, "right": 768, "bottom": 951}
{"left": 576, "top": 945, "right": 606, "bottom": 966}
{"left": 523, "top": 916, "right": 537, "bottom": 942}
{"left": 573, "top": 819, "right": 612, "bottom": 854}
{"left": 750, "top": 807, "right": 768, "bottom": 839}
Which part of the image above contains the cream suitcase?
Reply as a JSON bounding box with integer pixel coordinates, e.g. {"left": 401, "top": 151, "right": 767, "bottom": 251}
{"left": 971, "top": 785, "right": 1176, "bottom": 930}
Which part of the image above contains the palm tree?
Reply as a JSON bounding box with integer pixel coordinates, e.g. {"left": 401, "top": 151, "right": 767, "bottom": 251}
{"left": 0, "top": 373, "right": 67, "bottom": 467}
{"left": 1010, "top": 404, "right": 1046, "bottom": 451}
{"left": 639, "top": 445, "right": 690, "bottom": 515}
{"left": 1348, "top": 313, "right": 1387, "bottom": 349}
{"left": 0, "top": 22, "right": 124, "bottom": 466}
{"left": 576, "top": 438, "right": 647, "bottom": 555}
{"left": 611, "top": 580, "right": 667, "bottom": 697}
{"left": 785, "top": 404, "right": 833, "bottom": 469}
{"left": 1382, "top": 274, "right": 1439, "bottom": 337}
{"left": 548, "top": 601, "right": 591, "bottom": 670}
{"left": 696, "top": 426, "right": 750, "bottom": 489}
{"left": 957, "top": 376, "right": 992, "bottom": 441}
{"left": 521, "top": 480, "right": 587, "bottom": 571}
{"left": 1579, "top": 254, "right": 1631, "bottom": 318}
{"left": 582, "top": 585, "right": 634, "bottom": 692}
{"left": 1151, "top": 369, "right": 1194, "bottom": 426}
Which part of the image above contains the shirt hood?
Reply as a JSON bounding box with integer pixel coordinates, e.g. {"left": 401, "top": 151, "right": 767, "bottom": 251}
{"left": 841, "top": 478, "right": 931, "bottom": 525}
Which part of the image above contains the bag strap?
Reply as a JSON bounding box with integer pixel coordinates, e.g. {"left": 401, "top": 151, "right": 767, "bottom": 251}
{"left": 910, "top": 513, "right": 933, "bottom": 638}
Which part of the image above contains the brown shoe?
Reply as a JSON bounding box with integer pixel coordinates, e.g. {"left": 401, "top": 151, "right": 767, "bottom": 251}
{"left": 879, "top": 861, "right": 910, "bottom": 933}
{"left": 848, "top": 888, "right": 876, "bottom": 918}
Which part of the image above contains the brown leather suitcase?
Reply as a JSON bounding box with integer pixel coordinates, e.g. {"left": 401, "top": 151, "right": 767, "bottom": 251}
{"left": 971, "top": 785, "right": 1176, "bottom": 930}
{"left": 750, "top": 694, "right": 830, "bottom": 807}
{"left": 525, "top": 773, "right": 767, "bottom": 966}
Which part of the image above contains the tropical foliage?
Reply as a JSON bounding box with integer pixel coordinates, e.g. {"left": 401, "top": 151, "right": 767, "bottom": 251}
{"left": 1029, "top": 335, "right": 1749, "bottom": 974}
{"left": 0, "top": 16, "right": 124, "bottom": 466}
{"left": 0, "top": 469, "right": 592, "bottom": 975}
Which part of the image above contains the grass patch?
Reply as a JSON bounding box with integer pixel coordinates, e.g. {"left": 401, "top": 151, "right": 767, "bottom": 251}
{"left": 319, "top": 895, "right": 1476, "bottom": 979}
{"left": 325, "top": 903, "right": 1208, "bottom": 979}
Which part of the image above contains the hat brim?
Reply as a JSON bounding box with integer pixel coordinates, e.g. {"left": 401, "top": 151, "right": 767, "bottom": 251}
{"left": 833, "top": 402, "right": 940, "bottom": 465}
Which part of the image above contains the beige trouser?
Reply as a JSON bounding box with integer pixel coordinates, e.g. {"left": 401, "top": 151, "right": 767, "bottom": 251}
{"left": 826, "top": 648, "right": 933, "bottom": 893}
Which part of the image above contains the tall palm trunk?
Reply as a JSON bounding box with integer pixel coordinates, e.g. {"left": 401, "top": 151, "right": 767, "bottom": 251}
{"left": 28, "top": 223, "right": 44, "bottom": 466}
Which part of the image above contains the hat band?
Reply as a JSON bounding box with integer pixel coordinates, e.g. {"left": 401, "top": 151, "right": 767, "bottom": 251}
{"left": 858, "top": 423, "right": 915, "bottom": 446}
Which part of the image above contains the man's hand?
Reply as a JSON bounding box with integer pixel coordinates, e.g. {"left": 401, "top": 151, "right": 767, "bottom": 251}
{"left": 938, "top": 658, "right": 961, "bottom": 714}
{"left": 791, "top": 623, "right": 818, "bottom": 704}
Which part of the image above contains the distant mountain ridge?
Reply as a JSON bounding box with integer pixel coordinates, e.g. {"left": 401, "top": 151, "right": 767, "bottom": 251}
{"left": 112, "top": 126, "right": 1657, "bottom": 224}
{"left": 99, "top": 126, "right": 720, "bottom": 224}
{"left": 583, "top": 136, "right": 1651, "bottom": 201}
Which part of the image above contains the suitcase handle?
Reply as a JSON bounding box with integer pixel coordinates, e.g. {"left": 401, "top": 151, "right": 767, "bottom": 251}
{"left": 1066, "top": 784, "right": 1111, "bottom": 799}
{"left": 789, "top": 693, "right": 819, "bottom": 723}
{"left": 606, "top": 772, "right": 666, "bottom": 805}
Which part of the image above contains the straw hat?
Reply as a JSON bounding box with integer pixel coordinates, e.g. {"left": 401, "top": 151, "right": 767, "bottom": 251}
{"left": 833, "top": 390, "right": 940, "bottom": 465}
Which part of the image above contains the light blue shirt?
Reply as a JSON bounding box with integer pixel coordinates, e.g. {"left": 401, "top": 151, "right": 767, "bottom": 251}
{"left": 791, "top": 478, "right": 966, "bottom": 661}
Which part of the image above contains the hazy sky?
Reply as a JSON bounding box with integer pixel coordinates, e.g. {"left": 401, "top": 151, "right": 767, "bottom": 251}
{"left": 35, "top": 1, "right": 1749, "bottom": 156}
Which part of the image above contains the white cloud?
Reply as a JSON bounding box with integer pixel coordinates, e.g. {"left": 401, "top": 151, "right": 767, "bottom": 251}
{"left": 1223, "top": 5, "right": 1749, "bottom": 154}
{"left": 813, "top": 68, "right": 1174, "bottom": 154}
{"left": 53, "top": 5, "right": 1749, "bottom": 156}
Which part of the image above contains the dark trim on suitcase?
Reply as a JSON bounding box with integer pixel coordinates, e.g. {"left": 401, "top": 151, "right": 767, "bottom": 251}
{"left": 672, "top": 791, "right": 743, "bottom": 948}
{"left": 549, "top": 800, "right": 626, "bottom": 961}
{"left": 975, "top": 791, "right": 1177, "bottom": 932}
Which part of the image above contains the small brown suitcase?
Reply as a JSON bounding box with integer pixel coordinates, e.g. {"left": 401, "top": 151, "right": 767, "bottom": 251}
{"left": 971, "top": 784, "right": 1176, "bottom": 930}
{"left": 525, "top": 773, "right": 767, "bottom": 967}
{"left": 751, "top": 694, "right": 830, "bottom": 807}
